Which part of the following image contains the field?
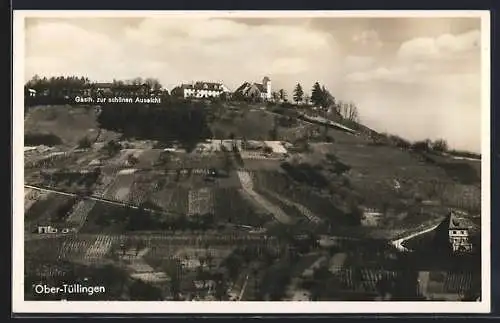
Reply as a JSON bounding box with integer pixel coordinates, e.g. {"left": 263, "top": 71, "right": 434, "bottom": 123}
{"left": 104, "top": 173, "right": 136, "bottom": 202}
{"left": 25, "top": 106, "right": 100, "bottom": 147}
{"left": 213, "top": 188, "right": 270, "bottom": 227}
{"left": 209, "top": 106, "right": 312, "bottom": 141}
{"left": 24, "top": 193, "right": 78, "bottom": 232}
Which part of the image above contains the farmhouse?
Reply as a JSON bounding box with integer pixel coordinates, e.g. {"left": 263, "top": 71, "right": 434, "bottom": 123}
{"left": 27, "top": 88, "right": 37, "bottom": 97}
{"left": 233, "top": 76, "right": 272, "bottom": 101}
{"left": 263, "top": 141, "right": 289, "bottom": 158}
{"left": 360, "top": 208, "right": 383, "bottom": 227}
{"left": 172, "top": 81, "right": 230, "bottom": 99}
{"left": 447, "top": 211, "right": 474, "bottom": 253}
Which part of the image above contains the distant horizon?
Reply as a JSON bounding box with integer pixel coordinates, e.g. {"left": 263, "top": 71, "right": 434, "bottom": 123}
{"left": 23, "top": 14, "right": 484, "bottom": 153}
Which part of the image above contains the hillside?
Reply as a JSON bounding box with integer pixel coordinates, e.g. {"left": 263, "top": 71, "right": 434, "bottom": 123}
{"left": 24, "top": 104, "right": 481, "bottom": 235}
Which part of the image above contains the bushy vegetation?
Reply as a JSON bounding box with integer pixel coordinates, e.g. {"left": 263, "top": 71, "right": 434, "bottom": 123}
{"left": 25, "top": 132, "right": 63, "bottom": 146}
{"left": 97, "top": 103, "right": 213, "bottom": 151}
{"left": 77, "top": 136, "right": 92, "bottom": 149}
{"left": 280, "top": 162, "right": 328, "bottom": 188}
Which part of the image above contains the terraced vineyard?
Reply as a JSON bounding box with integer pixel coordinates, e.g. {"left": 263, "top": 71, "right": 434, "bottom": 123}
{"left": 443, "top": 272, "right": 475, "bottom": 294}
{"left": 187, "top": 188, "right": 215, "bottom": 216}
{"left": 250, "top": 172, "right": 321, "bottom": 224}
{"left": 213, "top": 188, "right": 269, "bottom": 227}
{"left": 65, "top": 199, "right": 97, "bottom": 228}
{"left": 104, "top": 173, "right": 135, "bottom": 202}
{"left": 25, "top": 193, "right": 78, "bottom": 229}
{"left": 52, "top": 235, "right": 118, "bottom": 262}
{"left": 236, "top": 170, "right": 293, "bottom": 224}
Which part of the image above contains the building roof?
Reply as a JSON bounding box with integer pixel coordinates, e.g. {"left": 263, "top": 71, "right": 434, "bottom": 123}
{"left": 94, "top": 82, "right": 114, "bottom": 88}
{"left": 234, "top": 79, "right": 269, "bottom": 95}
{"left": 182, "top": 82, "right": 225, "bottom": 91}
{"left": 90, "top": 83, "right": 149, "bottom": 90}
{"left": 234, "top": 82, "right": 251, "bottom": 93}
{"left": 254, "top": 83, "right": 266, "bottom": 92}
{"left": 448, "top": 211, "right": 477, "bottom": 230}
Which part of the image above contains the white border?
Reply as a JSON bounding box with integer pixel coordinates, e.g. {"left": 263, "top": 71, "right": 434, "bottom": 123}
{"left": 12, "top": 10, "right": 491, "bottom": 314}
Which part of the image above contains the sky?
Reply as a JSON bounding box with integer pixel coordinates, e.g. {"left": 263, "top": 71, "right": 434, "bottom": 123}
{"left": 23, "top": 14, "right": 484, "bottom": 153}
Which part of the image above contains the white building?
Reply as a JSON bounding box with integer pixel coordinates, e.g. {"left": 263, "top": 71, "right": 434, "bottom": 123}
{"left": 174, "top": 81, "right": 230, "bottom": 99}
{"left": 448, "top": 212, "right": 473, "bottom": 253}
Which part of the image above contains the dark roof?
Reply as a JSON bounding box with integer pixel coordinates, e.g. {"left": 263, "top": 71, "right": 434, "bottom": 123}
{"left": 254, "top": 83, "right": 266, "bottom": 92}
{"left": 94, "top": 82, "right": 114, "bottom": 88}
{"left": 234, "top": 81, "right": 268, "bottom": 95}
{"left": 91, "top": 83, "right": 149, "bottom": 90}
{"left": 234, "top": 82, "right": 251, "bottom": 93}
{"left": 448, "top": 211, "right": 477, "bottom": 230}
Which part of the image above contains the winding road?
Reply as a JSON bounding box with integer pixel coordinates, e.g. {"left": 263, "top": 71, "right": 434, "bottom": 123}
{"left": 389, "top": 223, "right": 440, "bottom": 252}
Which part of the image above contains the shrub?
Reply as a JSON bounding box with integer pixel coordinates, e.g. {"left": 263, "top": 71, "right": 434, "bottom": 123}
{"left": 412, "top": 140, "right": 431, "bottom": 152}
{"left": 77, "top": 136, "right": 92, "bottom": 149}
{"left": 25, "top": 132, "right": 62, "bottom": 146}
{"left": 102, "top": 140, "right": 122, "bottom": 156}
{"left": 432, "top": 139, "right": 448, "bottom": 152}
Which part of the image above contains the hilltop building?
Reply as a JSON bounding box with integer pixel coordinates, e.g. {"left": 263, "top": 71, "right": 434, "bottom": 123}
{"left": 171, "top": 81, "right": 230, "bottom": 99}
{"left": 233, "top": 76, "right": 272, "bottom": 101}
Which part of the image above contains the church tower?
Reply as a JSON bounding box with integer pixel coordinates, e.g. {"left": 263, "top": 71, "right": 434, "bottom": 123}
{"left": 262, "top": 76, "right": 271, "bottom": 100}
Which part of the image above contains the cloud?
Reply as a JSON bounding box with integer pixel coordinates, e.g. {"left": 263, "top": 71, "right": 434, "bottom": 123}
{"left": 25, "top": 17, "right": 340, "bottom": 91}
{"left": 344, "top": 55, "right": 375, "bottom": 72}
{"left": 397, "top": 29, "right": 480, "bottom": 61}
{"left": 352, "top": 30, "right": 383, "bottom": 50}
{"left": 347, "top": 29, "right": 481, "bottom": 85}
{"left": 346, "top": 65, "right": 415, "bottom": 84}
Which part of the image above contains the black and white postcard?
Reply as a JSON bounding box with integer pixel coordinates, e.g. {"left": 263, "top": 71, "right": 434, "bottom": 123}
{"left": 12, "top": 10, "right": 491, "bottom": 314}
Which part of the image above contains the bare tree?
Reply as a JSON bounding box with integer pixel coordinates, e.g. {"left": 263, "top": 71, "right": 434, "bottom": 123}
{"left": 337, "top": 100, "right": 359, "bottom": 122}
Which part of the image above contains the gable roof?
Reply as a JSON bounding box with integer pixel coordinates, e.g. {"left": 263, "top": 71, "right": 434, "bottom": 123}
{"left": 448, "top": 211, "right": 476, "bottom": 230}
{"left": 235, "top": 81, "right": 269, "bottom": 95}
{"left": 91, "top": 83, "right": 149, "bottom": 90}
{"left": 254, "top": 83, "right": 266, "bottom": 92}
{"left": 181, "top": 82, "right": 225, "bottom": 91}
{"left": 234, "top": 82, "right": 251, "bottom": 93}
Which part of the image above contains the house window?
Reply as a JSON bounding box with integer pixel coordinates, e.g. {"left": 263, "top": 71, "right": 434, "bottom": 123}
{"left": 203, "top": 84, "right": 208, "bottom": 89}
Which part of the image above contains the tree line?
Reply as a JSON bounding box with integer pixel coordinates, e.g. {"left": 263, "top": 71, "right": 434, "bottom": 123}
{"left": 24, "top": 75, "right": 168, "bottom": 100}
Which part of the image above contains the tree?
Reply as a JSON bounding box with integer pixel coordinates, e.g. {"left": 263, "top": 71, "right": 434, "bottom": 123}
{"left": 144, "top": 78, "right": 162, "bottom": 91}
{"left": 127, "top": 154, "right": 139, "bottom": 166}
{"left": 432, "top": 139, "right": 448, "bottom": 152}
{"left": 293, "top": 83, "right": 304, "bottom": 104}
{"left": 128, "top": 77, "right": 144, "bottom": 85}
{"left": 278, "top": 89, "right": 287, "bottom": 101}
{"left": 271, "top": 91, "right": 280, "bottom": 102}
{"left": 311, "top": 82, "right": 323, "bottom": 107}
{"left": 77, "top": 136, "right": 92, "bottom": 149}
{"left": 337, "top": 100, "right": 359, "bottom": 122}
{"left": 321, "top": 86, "right": 335, "bottom": 109}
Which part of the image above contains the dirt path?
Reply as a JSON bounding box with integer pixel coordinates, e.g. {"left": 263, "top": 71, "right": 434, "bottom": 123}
{"left": 260, "top": 188, "right": 322, "bottom": 224}
{"left": 236, "top": 170, "right": 292, "bottom": 224}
